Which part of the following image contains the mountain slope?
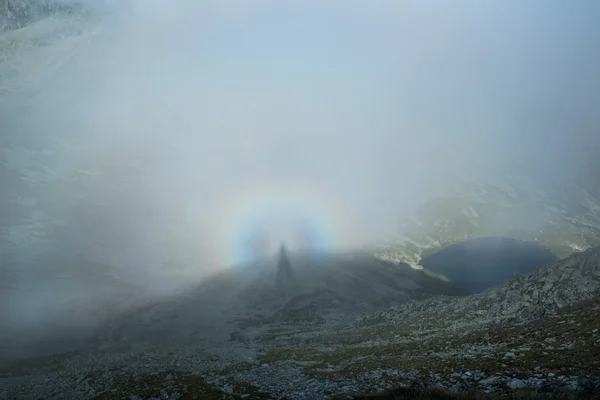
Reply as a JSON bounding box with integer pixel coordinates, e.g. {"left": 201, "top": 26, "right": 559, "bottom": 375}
{"left": 363, "top": 245, "right": 600, "bottom": 326}
{"left": 2, "top": 248, "right": 599, "bottom": 399}
{"left": 375, "top": 176, "right": 600, "bottom": 268}
{"left": 95, "top": 251, "right": 470, "bottom": 350}
{"left": 238, "top": 246, "right": 600, "bottom": 398}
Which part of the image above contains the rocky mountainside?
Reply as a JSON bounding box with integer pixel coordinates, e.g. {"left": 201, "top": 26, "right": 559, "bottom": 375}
{"left": 89, "top": 250, "right": 470, "bottom": 352}
{"left": 361, "top": 244, "right": 600, "bottom": 327}
{"left": 0, "top": 247, "right": 468, "bottom": 358}
{"left": 1, "top": 247, "right": 599, "bottom": 399}
{"left": 1, "top": 0, "right": 71, "bottom": 31}
{"left": 1, "top": 4, "right": 600, "bottom": 399}
{"left": 375, "top": 175, "right": 600, "bottom": 268}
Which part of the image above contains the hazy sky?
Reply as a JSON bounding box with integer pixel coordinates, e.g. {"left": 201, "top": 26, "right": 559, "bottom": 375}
{"left": 3, "top": 0, "right": 600, "bottom": 265}
{"left": 3, "top": 0, "right": 600, "bottom": 268}
{"left": 1, "top": 0, "right": 600, "bottom": 345}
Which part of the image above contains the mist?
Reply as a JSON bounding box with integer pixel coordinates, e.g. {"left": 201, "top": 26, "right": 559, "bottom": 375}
{"left": 1, "top": 0, "right": 600, "bottom": 353}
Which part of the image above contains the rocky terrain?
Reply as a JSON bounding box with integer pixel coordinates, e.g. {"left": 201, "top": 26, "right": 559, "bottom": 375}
{"left": 0, "top": 246, "right": 599, "bottom": 399}
{"left": 1, "top": 0, "right": 71, "bottom": 31}
{"left": 2, "top": 4, "right": 600, "bottom": 400}
{"left": 374, "top": 176, "right": 600, "bottom": 268}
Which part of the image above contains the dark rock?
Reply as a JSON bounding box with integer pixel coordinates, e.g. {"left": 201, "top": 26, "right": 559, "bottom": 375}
{"left": 507, "top": 378, "right": 526, "bottom": 390}
{"left": 538, "top": 385, "right": 563, "bottom": 395}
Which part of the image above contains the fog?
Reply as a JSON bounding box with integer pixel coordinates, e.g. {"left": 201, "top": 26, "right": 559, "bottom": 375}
{"left": 1, "top": 0, "right": 600, "bottom": 354}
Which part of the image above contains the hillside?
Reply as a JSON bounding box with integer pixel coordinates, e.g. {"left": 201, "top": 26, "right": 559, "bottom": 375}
{"left": 88, "top": 251, "right": 471, "bottom": 353}
{"left": 2, "top": 3, "right": 600, "bottom": 399}
{"left": 375, "top": 177, "right": 600, "bottom": 268}
{"left": 1, "top": 247, "right": 599, "bottom": 399}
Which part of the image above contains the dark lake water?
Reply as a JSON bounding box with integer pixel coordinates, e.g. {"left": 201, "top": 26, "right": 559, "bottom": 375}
{"left": 419, "top": 237, "right": 559, "bottom": 293}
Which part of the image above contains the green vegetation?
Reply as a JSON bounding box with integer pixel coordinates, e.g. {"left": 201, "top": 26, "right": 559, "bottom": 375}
{"left": 90, "top": 370, "right": 273, "bottom": 400}
{"left": 256, "top": 298, "right": 600, "bottom": 398}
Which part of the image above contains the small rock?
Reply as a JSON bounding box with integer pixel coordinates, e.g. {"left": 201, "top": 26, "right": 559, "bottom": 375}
{"left": 222, "top": 385, "right": 233, "bottom": 394}
{"left": 548, "top": 372, "right": 556, "bottom": 378}
{"left": 508, "top": 378, "right": 526, "bottom": 390}
{"left": 565, "top": 380, "right": 579, "bottom": 391}
{"left": 480, "top": 376, "right": 502, "bottom": 386}
{"left": 504, "top": 352, "right": 516, "bottom": 358}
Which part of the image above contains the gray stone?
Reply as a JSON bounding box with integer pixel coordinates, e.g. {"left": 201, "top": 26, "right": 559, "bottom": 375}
{"left": 222, "top": 385, "right": 233, "bottom": 394}
{"left": 507, "top": 378, "right": 526, "bottom": 390}
{"left": 479, "top": 376, "right": 502, "bottom": 386}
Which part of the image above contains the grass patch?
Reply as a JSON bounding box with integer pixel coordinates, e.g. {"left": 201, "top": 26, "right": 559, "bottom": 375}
{"left": 291, "top": 298, "right": 600, "bottom": 389}
{"left": 259, "top": 348, "right": 319, "bottom": 364}
{"left": 90, "top": 370, "right": 273, "bottom": 400}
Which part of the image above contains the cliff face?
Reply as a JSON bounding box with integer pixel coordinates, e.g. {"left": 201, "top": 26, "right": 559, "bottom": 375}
{"left": 1, "top": 0, "right": 71, "bottom": 31}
